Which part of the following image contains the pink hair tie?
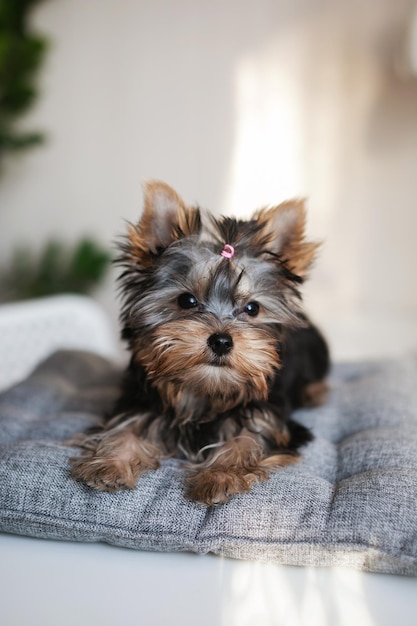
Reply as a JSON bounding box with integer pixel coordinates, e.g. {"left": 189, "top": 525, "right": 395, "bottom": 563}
{"left": 221, "top": 244, "right": 235, "bottom": 259}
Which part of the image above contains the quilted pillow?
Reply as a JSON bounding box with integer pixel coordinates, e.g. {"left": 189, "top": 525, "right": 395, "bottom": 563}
{"left": 0, "top": 350, "right": 416, "bottom": 575}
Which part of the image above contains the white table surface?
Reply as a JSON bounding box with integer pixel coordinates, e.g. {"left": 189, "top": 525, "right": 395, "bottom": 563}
{"left": 1, "top": 533, "right": 416, "bottom": 626}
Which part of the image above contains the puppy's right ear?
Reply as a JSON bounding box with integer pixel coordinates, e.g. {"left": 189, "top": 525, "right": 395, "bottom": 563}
{"left": 126, "top": 181, "right": 201, "bottom": 262}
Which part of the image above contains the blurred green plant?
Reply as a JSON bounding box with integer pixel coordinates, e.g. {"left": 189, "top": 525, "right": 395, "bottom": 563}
{"left": 0, "top": 239, "right": 112, "bottom": 302}
{"left": 0, "top": 0, "right": 48, "bottom": 164}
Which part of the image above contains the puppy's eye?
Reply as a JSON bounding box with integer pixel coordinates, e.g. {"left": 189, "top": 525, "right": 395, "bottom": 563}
{"left": 244, "top": 301, "right": 260, "bottom": 317}
{"left": 178, "top": 293, "right": 198, "bottom": 309}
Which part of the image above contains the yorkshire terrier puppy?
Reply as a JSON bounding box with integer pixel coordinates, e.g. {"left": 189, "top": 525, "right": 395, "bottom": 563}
{"left": 70, "top": 181, "right": 329, "bottom": 505}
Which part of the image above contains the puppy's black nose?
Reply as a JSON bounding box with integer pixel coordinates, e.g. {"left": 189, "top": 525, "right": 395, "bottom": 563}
{"left": 208, "top": 333, "right": 233, "bottom": 357}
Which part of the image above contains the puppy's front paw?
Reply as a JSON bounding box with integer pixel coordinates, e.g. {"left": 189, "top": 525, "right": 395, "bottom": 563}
{"left": 69, "top": 426, "right": 161, "bottom": 492}
{"left": 185, "top": 466, "right": 268, "bottom": 506}
{"left": 70, "top": 455, "right": 149, "bottom": 492}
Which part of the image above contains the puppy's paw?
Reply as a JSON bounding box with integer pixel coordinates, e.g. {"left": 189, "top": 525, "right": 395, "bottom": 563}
{"left": 70, "top": 454, "right": 151, "bottom": 492}
{"left": 69, "top": 427, "right": 161, "bottom": 492}
{"left": 301, "top": 380, "right": 328, "bottom": 407}
{"left": 185, "top": 466, "right": 269, "bottom": 506}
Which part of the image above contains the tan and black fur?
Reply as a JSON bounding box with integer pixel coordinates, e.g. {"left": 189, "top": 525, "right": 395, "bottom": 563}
{"left": 70, "top": 181, "right": 329, "bottom": 505}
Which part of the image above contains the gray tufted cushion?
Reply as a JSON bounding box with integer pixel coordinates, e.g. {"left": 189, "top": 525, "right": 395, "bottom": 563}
{"left": 0, "top": 350, "right": 416, "bottom": 575}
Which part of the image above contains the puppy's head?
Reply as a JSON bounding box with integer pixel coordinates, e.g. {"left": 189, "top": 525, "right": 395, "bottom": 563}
{"left": 117, "top": 181, "right": 319, "bottom": 414}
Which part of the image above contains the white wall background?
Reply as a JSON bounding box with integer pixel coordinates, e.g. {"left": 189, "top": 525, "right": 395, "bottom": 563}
{"left": 1, "top": 0, "right": 417, "bottom": 359}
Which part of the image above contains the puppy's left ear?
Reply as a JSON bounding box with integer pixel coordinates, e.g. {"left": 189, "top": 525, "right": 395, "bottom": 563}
{"left": 257, "top": 200, "right": 319, "bottom": 277}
